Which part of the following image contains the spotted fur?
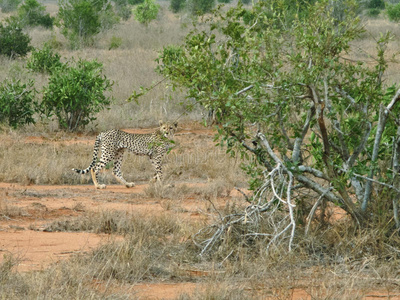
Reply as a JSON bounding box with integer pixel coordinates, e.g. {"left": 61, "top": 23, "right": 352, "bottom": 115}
{"left": 73, "top": 121, "right": 178, "bottom": 189}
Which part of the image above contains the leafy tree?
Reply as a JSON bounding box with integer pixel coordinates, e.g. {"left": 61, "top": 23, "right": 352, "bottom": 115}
{"left": 0, "top": 18, "right": 32, "bottom": 58}
{"left": 42, "top": 59, "right": 113, "bottom": 131}
{"left": 57, "top": 0, "right": 119, "bottom": 47}
{"left": 17, "top": 0, "right": 54, "bottom": 28}
{"left": 0, "top": 79, "right": 37, "bottom": 128}
{"left": 26, "top": 44, "right": 63, "bottom": 74}
{"left": 133, "top": 0, "right": 160, "bottom": 26}
{"left": 0, "top": 0, "right": 21, "bottom": 13}
{"left": 154, "top": 0, "right": 400, "bottom": 250}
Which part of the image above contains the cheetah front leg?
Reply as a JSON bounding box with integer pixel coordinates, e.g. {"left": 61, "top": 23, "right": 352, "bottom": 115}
{"left": 113, "top": 149, "right": 135, "bottom": 188}
{"left": 150, "top": 155, "right": 163, "bottom": 183}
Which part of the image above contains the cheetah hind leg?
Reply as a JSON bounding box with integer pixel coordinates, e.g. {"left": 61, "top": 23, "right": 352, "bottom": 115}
{"left": 113, "top": 150, "right": 135, "bottom": 188}
{"left": 90, "top": 169, "right": 106, "bottom": 189}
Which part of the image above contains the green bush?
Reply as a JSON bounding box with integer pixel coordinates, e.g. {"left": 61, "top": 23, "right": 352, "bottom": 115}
{"left": 187, "top": 0, "right": 215, "bottom": 16}
{"left": 367, "top": 0, "right": 385, "bottom": 9}
{"left": 58, "top": 0, "right": 119, "bottom": 48}
{"left": 0, "top": 0, "right": 21, "bottom": 13}
{"left": 218, "top": 0, "right": 231, "bottom": 3}
{"left": 42, "top": 59, "right": 113, "bottom": 131}
{"left": 367, "top": 8, "right": 381, "bottom": 17}
{"left": 26, "top": 44, "right": 63, "bottom": 74}
{"left": 388, "top": 3, "right": 400, "bottom": 22}
{"left": 0, "top": 18, "right": 32, "bottom": 58}
{"left": 133, "top": 0, "right": 160, "bottom": 26}
{"left": 17, "top": 0, "right": 54, "bottom": 28}
{"left": 170, "top": 0, "right": 185, "bottom": 13}
{"left": 0, "top": 79, "right": 37, "bottom": 128}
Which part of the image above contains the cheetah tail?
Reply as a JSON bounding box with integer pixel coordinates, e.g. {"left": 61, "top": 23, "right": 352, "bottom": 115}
{"left": 72, "top": 134, "right": 101, "bottom": 174}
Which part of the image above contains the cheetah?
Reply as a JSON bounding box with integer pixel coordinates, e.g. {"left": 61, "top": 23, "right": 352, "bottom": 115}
{"left": 72, "top": 121, "right": 178, "bottom": 189}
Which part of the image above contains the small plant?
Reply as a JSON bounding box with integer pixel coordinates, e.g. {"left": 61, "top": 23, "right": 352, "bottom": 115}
{"left": 0, "top": 79, "right": 37, "bottom": 128}
{"left": 0, "top": 18, "right": 32, "bottom": 58}
{"left": 41, "top": 59, "right": 113, "bottom": 131}
{"left": 17, "top": 0, "right": 54, "bottom": 28}
{"left": 26, "top": 44, "right": 63, "bottom": 74}
{"left": 387, "top": 3, "right": 400, "bottom": 22}
{"left": 109, "top": 35, "right": 122, "bottom": 50}
{"left": 0, "top": 0, "right": 21, "bottom": 13}
{"left": 133, "top": 0, "right": 160, "bottom": 26}
{"left": 170, "top": 0, "right": 186, "bottom": 13}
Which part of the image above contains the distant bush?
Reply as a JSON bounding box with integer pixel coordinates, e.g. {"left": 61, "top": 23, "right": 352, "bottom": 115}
{"left": 0, "top": 79, "right": 37, "bottom": 128}
{"left": 0, "top": 19, "right": 32, "bottom": 58}
{"left": 42, "top": 59, "right": 113, "bottom": 131}
{"left": 387, "top": 3, "right": 400, "bottom": 22}
{"left": 17, "top": 0, "right": 54, "bottom": 28}
{"left": 367, "top": 8, "right": 381, "bottom": 17}
{"left": 170, "top": 0, "right": 185, "bottom": 13}
{"left": 58, "top": 0, "right": 119, "bottom": 48}
{"left": 367, "top": 0, "right": 385, "bottom": 9}
{"left": 133, "top": 0, "right": 160, "bottom": 26}
{"left": 26, "top": 44, "right": 63, "bottom": 74}
{"left": 0, "top": 0, "right": 21, "bottom": 13}
{"left": 187, "top": 0, "right": 215, "bottom": 16}
{"left": 218, "top": 0, "right": 231, "bottom": 3}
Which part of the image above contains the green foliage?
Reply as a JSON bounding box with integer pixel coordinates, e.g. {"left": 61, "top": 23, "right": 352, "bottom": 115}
{"left": 367, "top": 0, "right": 385, "bottom": 9}
{"left": 42, "top": 59, "right": 113, "bottom": 131}
{"left": 17, "top": 0, "right": 54, "bottom": 28}
{"left": 156, "top": 0, "right": 399, "bottom": 223}
{"left": 0, "top": 79, "right": 37, "bottom": 128}
{"left": 387, "top": 3, "right": 400, "bottom": 22}
{"left": 133, "top": 0, "right": 160, "bottom": 26}
{"left": 0, "top": 18, "right": 32, "bottom": 58}
{"left": 0, "top": 0, "right": 21, "bottom": 13}
{"left": 367, "top": 8, "right": 381, "bottom": 17}
{"left": 170, "top": 0, "right": 185, "bottom": 13}
{"left": 26, "top": 44, "right": 63, "bottom": 74}
{"left": 57, "top": 0, "right": 119, "bottom": 48}
{"left": 187, "top": 0, "right": 215, "bottom": 15}
{"left": 218, "top": 0, "right": 231, "bottom": 3}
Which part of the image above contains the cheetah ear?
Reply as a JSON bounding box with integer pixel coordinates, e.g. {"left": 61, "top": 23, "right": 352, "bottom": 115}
{"left": 159, "top": 120, "right": 163, "bottom": 126}
{"left": 173, "top": 122, "right": 178, "bottom": 128}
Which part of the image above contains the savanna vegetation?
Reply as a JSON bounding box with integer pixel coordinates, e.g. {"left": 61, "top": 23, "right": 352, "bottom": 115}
{"left": 2, "top": 0, "right": 400, "bottom": 298}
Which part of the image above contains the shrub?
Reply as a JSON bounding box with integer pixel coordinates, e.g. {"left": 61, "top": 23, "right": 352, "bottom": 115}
{"left": 170, "top": 0, "right": 186, "bottom": 13}
{"left": 218, "top": 0, "right": 231, "bottom": 3}
{"left": 0, "top": 0, "right": 21, "bottom": 13}
{"left": 133, "top": 0, "right": 160, "bottom": 26}
{"left": 367, "top": 0, "right": 385, "bottom": 9}
{"left": 0, "top": 18, "right": 32, "bottom": 58}
{"left": 58, "top": 0, "right": 119, "bottom": 47}
{"left": 26, "top": 44, "right": 63, "bottom": 74}
{"left": 41, "top": 59, "right": 113, "bottom": 131}
{"left": 187, "top": 0, "right": 215, "bottom": 16}
{"left": 17, "top": 0, "right": 54, "bottom": 28}
{"left": 367, "top": 8, "right": 381, "bottom": 17}
{"left": 387, "top": 3, "right": 400, "bottom": 22}
{"left": 0, "top": 79, "right": 37, "bottom": 128}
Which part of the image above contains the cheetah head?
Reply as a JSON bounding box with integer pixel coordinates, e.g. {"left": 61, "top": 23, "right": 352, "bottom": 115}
{"left": 159, "top": 120, "right": 178, "bottom": 138}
